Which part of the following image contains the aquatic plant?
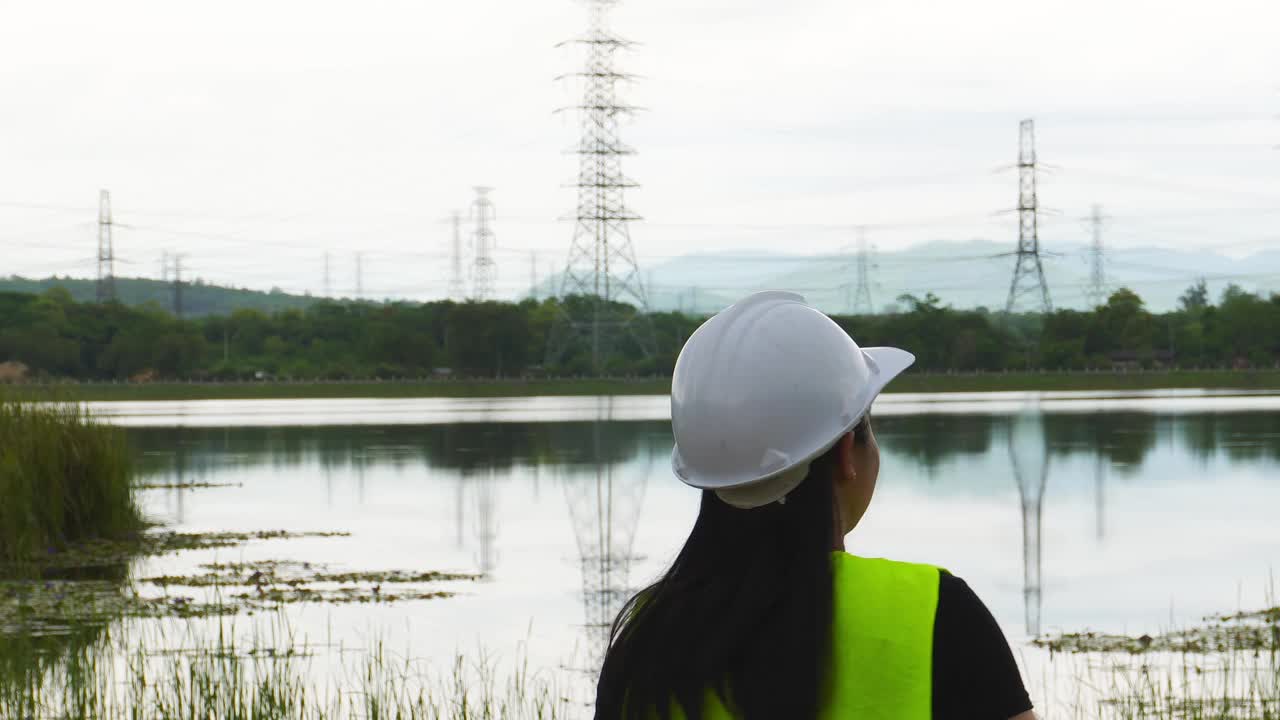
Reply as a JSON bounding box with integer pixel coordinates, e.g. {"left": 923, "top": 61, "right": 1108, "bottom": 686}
{"left": 0, "top": 532, "right": 460, "bottom": 638}
{"left": 0, "top": 394, "right": 142, "bottom": 564}
{"left": 0, "top": 614, "right": 573, "bottom": 719}
{"left": 1038, "top": 602, "right": 1280, "bottom": 718}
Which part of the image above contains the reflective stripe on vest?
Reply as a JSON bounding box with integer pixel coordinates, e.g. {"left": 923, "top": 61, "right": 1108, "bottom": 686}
{"left": 677, "top": 552, "right": 940, "bottom": 719}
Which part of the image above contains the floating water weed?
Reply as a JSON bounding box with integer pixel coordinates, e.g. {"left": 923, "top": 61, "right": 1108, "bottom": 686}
{"left": 1036, "top": 599, "right": 1280, "bottom": 719}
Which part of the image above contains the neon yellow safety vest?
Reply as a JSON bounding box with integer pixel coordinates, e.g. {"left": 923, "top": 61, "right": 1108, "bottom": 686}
{"left": 678, "top": 552, "right": 941, "bottom": 720}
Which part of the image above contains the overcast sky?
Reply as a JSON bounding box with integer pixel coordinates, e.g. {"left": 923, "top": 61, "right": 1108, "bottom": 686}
{"left": 1, "top": 0, "right": 1276, "bottom": 300}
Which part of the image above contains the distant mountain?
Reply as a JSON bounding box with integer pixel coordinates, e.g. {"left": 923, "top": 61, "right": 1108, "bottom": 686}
{"left": 0, "top": 276, "right": 324, "bottom": 317}
{"left": 15, "top": 238, "right": 1277, "bottom": 319}
{"left": 625, "top": 240, "right": 1280, "bottom": 314}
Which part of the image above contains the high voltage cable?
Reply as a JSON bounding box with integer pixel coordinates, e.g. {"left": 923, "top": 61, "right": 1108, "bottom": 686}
{"left": 4, "top": 198, "right": 1270, "bottom": 245}
{"left": 1053, "top": 165, "right": 1280, "bottom": 203}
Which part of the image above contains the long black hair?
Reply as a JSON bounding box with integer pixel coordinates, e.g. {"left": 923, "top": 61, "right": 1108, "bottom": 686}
{"left": 594, "top": 419, "right": 871, "bottom": 720}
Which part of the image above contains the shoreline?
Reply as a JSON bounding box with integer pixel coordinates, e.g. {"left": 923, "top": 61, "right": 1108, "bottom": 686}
{"left": 9, "top": 368, "right": 1280, "bottom": 401}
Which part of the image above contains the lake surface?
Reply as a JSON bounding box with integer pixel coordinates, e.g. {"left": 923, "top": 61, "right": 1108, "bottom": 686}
{"left": 109, "top": 391, "right": 1280, "bottom": 715}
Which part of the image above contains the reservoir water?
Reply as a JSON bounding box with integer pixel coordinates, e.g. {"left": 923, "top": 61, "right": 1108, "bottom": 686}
{"left": 95, "top": 391, "right": 1280, "bottom": 714}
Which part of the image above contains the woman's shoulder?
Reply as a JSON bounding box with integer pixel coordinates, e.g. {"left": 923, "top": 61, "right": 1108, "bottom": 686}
{"left": 932, "top": 571, "right": 1035, "bottom": 717}
{"left": 935, "top": 570, "right": 990, "bottom": 613}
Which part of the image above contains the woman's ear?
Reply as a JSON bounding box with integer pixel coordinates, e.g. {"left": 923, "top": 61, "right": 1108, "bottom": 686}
{"left": 832, "top": 431, "right": 856, "bottom": 484}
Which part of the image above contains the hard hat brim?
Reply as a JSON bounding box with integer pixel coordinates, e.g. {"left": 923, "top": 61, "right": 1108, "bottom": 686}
{"left": 671, "top": 345, "right": 915, "bottom": 495}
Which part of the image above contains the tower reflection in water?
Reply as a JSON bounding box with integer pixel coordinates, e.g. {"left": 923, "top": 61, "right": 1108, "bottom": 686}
{"left": 563, "top": 401, "right": 651, "bottom": 674}
{"left": 473, "top": 466, "right": 500, "bottom": 576}
{"left": 1006, "top": 412, "right": 1049, "bottom": 638}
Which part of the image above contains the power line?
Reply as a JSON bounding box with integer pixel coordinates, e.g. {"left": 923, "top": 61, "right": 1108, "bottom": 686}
{"left": 1005, "top": 119, "right": 1052, "bottom": 314}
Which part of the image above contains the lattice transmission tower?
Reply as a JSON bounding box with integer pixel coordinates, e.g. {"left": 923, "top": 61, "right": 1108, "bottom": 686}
{"left": 96, "top": 189, "right": 116, "bottom": 303}
{"left": 1086, "top": 204, "right": 1108, "bottom": 308}
{"left": 849, "top": 226, "right": 875, "bottom": 315}
{"left": 546, "top": 0, "right": 654, "bottom": 372}
{"left": 470, "top": 187, "right": 497, "bottom": 302}
{"left": 1005, "top": 119, "right": 1052, "bottom": 314}
{"left": 169, "top": 253, "right": 186, "bottom": 319}
{"left": 355, "top": 252, "right": 364, "bottom": 299}
{"left": 448, "top": 211, "right": 466, "bottom": 301}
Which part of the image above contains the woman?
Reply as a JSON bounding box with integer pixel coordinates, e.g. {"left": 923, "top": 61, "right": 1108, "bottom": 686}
{"left": 595, "top": 292, "right": 1035, "bottom": 720}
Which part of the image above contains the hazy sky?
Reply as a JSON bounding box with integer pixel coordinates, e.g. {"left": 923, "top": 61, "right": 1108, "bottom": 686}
{"left": 1, "top": 0, "right": 1276, "bottom": 300}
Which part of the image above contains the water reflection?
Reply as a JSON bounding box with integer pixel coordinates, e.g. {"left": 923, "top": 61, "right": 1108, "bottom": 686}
{"left": 563, "top": 416, "right": 651, "bottom": 670}
{"left": 132, "top": 411, "right": 1280, "bottom": 481}
{"left": 474, "top": 468, "right": 500, "bottom": 575}
{"left": 1007, "top": 413, "right": 1049, "bottom": 637}
{"left": 128, "top": 410, "right": 1280, "bottom": 657}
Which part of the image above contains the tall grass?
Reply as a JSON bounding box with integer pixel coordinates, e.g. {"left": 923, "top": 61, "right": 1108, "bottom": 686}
{"left": 1040, "top": 651, "right": 1280, "bottom": 719}
{"left": 1037, "top": 597, "right": 1280, "bottom": 719}
{"left": 1, "top": 616, "right": 574, "bottom": 720}
{"left": 0, "top": 393, "right": 141, "bottom": 564}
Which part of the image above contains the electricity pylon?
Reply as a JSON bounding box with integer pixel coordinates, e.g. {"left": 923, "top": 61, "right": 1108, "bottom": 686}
{"left": 96, "top": 189, "right": 116, "bottom": 303}
{"left": 546, "top": 0, "right": 654, "bottom": 372}
{"left": 1086, "top": 204, "right": 1108, "bottom": 308}
{"left": 850, "top": 226, "right": 874, "bottom": 315}
{"left": 471, "top": 188, "right": 497, "bottom": 301}
{"left": 529, "top": 252, "right": 539, "bottom": 301}
{"left": 170, "top": 253, "right": 186, "bottom": 319}
{"left": 1005, "top": 119, "right": 1052, "bottom": 314}
{"left": 449, "top": 211, "right": 466, "bottom": 301}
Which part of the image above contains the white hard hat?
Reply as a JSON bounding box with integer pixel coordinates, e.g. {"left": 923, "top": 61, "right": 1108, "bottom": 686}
{"left": 670, "top": 291, "right": 914, "bottom": 509}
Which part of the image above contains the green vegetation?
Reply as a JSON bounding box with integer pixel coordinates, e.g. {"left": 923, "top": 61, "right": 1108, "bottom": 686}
{"left": 15, "top": 369, "right": 1280, "bottom": 402}
{"left": 0, "top": 275, "right": 319, "bottom": 318}
{"left": 4, "top": 529, "right": 352, "bottom": 576}
{"left": 1, "top": 280, "right": 1278, "bottom": 383}
{"left": 1, "top": 616, "right": 571, "bottom": 720}
{"left": 1039, "top": 603, "right": 1280, "bottom": 718}
{"left": 891, "top": 368, "right": 1280, "bottom": 394}
{"left": 1, "top": 530, "right": 358, "bottom": 636}
{"left": 1037, "top": 607, "right": 1280, "bottom": 656}
{"left": 0, "top": 395, "right": 142, "bottom": 564}
{"left": 19, "top": 377, "right": 674, "bottom": 401}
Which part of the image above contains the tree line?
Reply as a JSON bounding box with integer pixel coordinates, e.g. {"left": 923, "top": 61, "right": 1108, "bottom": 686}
{"left": 0, "top": 275, "right": 317, "bottom": 318}
{"left": 0, "top": 281, "right": 1277, "bottom": 381}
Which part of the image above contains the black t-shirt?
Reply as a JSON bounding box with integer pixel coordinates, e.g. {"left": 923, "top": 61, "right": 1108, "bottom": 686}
{"left": 933, "top": 571, "right": 1033, "bottom": 718}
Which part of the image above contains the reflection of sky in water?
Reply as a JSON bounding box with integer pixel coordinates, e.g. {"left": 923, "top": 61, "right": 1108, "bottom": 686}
{"left": 123, "top": 396, "right": 1280, "bottom": 714}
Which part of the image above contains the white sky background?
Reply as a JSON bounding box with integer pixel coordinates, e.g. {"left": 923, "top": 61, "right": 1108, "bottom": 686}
{"left": 0, "top": 0, "right": 1276, "bottom": 300}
